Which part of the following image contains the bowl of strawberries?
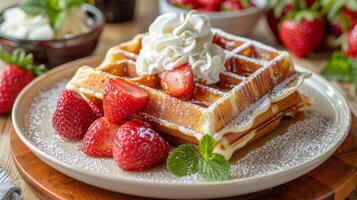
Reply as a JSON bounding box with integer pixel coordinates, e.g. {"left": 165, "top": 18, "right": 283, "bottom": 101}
{"left": 159, "top": 0, "right": 268, "bottom": 36}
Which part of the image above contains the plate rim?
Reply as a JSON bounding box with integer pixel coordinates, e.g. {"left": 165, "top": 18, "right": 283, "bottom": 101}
{"left": 12, "top": 56, "right": 352, "bottom": 188}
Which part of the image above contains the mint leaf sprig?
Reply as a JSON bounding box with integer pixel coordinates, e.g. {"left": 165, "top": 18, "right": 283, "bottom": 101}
{"left": 0, "top": 48, "right": 47, "bottom": 76}
{"left": 321, "top": 51, "right": 357, "bottom": 81}
{"left": 321, "top": 51, "right": 357, "bottom": 94}
{"left": 19, "top": 0, "right": 84, "bottom": 33}
{"left": 167, "top": 135, "right": 231, "bottom": 181}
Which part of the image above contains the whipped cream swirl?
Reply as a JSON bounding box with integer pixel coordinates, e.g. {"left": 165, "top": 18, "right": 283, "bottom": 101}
{"left": 136, "top": 11, "right": 226, "bottom": 84}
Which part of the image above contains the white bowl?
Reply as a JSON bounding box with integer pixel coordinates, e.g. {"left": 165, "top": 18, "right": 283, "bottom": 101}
{"left": 159, "top": 0, "right": 268, "bottom": 36}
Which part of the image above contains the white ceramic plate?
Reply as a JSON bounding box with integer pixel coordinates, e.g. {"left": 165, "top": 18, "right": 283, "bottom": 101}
{"left": 12, "top": 56, "right": 351, "bottom": 199}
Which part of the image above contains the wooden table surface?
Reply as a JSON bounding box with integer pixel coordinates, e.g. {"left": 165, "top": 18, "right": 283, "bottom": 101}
{"left": 0, "top": 0, "right": 355, "bottom": 200}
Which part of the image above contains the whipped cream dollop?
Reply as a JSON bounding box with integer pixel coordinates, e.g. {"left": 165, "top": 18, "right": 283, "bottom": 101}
{"left": 136, "top": 11, "right": 226, "bottom": 84}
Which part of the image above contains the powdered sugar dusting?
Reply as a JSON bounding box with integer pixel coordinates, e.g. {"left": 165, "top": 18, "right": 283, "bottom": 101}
{"left": 139, "top": 127, "right": 155, "bottom": 141}
{"left": 21, "top": 80, "right": 347, "bottom": 183}
{"left": 232, "top": 112, "right": 337, "bottom": 178}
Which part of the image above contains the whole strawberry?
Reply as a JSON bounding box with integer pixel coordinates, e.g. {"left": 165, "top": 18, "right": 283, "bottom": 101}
{"left": 53, "top": 90, "right": 98, "bottom": 140}
{"left": 279, "top": 11, "right": 326, "bottom": 57}
{"left": 81, "top": 117, "right": 121, "bottom": 157}
{"left": 0, "top": 48, "right": 46, "bottom": 114}
{"left": 113, "top": 121, "right": 170, "bottom": 171}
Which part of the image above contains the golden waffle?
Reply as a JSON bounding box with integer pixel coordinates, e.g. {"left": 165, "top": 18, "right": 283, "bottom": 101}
{"left": 66, "top": 29, "right": 310, "bottom": 159}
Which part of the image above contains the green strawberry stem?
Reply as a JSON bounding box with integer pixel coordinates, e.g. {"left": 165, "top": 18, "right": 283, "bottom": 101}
{"left": 322, "top": 0, "right": 357, "bottom": 33}
{"left": 286, "top": 9, "right": 321, "bottom": 23}
{"left": 0, "top": 48, "right": 47, "bottom": 77}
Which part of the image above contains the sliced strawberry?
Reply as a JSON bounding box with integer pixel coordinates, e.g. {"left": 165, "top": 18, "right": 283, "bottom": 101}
{"left": 53, "top": 90, "right": 98, "bottom": 140}
{"left": 87, "top": 98, "right": 104, "bottom": 118}
{"left": 160, "top": 63, "right": 194, "bottom": 99}
{"left": 113, "top": 121, "right": 170, "bottom": 171}
{"left": 81, "top": 117, "right": 121, "bottom": 157}
{"left": 103, "top": 78, "right": 149, "bottom": 124}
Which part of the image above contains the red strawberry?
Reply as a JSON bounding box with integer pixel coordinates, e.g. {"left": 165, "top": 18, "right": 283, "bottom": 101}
{"left": 0, "top": 65, "right": 34, "bottom": 114}
{"left": 53, "top": 90, "right": 98, "bottom": 140}
{"left": 0, "top": 49, "right": 46, "bottom": 115}
{"left": 81, "top": 117, "right": 121, "bottom": 157}
{"left": 221, "top": 0, "right": 243, "bottom": 11}
{"left": 343, "top": 6, "right": 357, "bottom": 20}
{"left": 279, "top": 13, "right": 326, "bottom": 57}
{"left": 200, "top": 4, "right": 220, "bottom": 12}
{"left": 103, "top": 78, "right": 148, "bottom": 124}
{"left": 330, "top": 21, "right": 343, "bottom": 37}
{"left": 266, "top": 3, "right": 293, "bottom": 43}
{"left": 346, "top": 25, "right": 357, "bottom": 58}
{"left": 197, "top": 0, "right": 222, "bottom": 6}
{"left": 87, "top": 98, "right": 104, "bottom": 118}
{"left": 161, "top": 63, "right": 194, "bottom": 98}
{"left": 113, "top": 121, "right": 170, "bottom": 171}
{"left": 168, "top": 0, "right": 201, "bottom": 9}
{"left": 305, "top": 0, "right": 316, "bottom": 7}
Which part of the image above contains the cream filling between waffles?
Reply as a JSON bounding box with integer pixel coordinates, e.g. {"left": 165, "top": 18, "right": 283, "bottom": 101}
{"left": 135, "top": 11, "right": 226, "bottom": 85}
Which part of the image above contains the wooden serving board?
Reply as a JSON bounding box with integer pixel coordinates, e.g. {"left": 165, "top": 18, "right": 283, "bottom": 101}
{"left": 10, "top": 116, "right": 357, "bottom": 200}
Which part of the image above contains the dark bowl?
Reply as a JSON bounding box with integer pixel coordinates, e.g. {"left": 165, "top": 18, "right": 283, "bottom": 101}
{"left": 0, "top": 3, "right": 105, "bottom": 68}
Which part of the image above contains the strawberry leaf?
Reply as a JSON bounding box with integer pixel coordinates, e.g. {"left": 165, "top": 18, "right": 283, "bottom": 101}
{"left": 295, "top": 10, "right": 318, "bottom": 22}
{"left": 32, "top": 64, "right": 48, "bottom": 76}
{"left": 271, "top": 0, "right": 287, "bottom": 18}
{"left": 324, "top": 0, "right": 346, "bottom": 22}
{"left": 0, "top": 48, "right": 47, "bottom": 77}
{"left": 293, "top": 0, "right": 306, "bottom": 10}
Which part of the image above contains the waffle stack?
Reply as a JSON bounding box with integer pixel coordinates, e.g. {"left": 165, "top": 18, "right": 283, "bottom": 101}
{"left": 67, "top": 29, "right": 310, "bottom": 159}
